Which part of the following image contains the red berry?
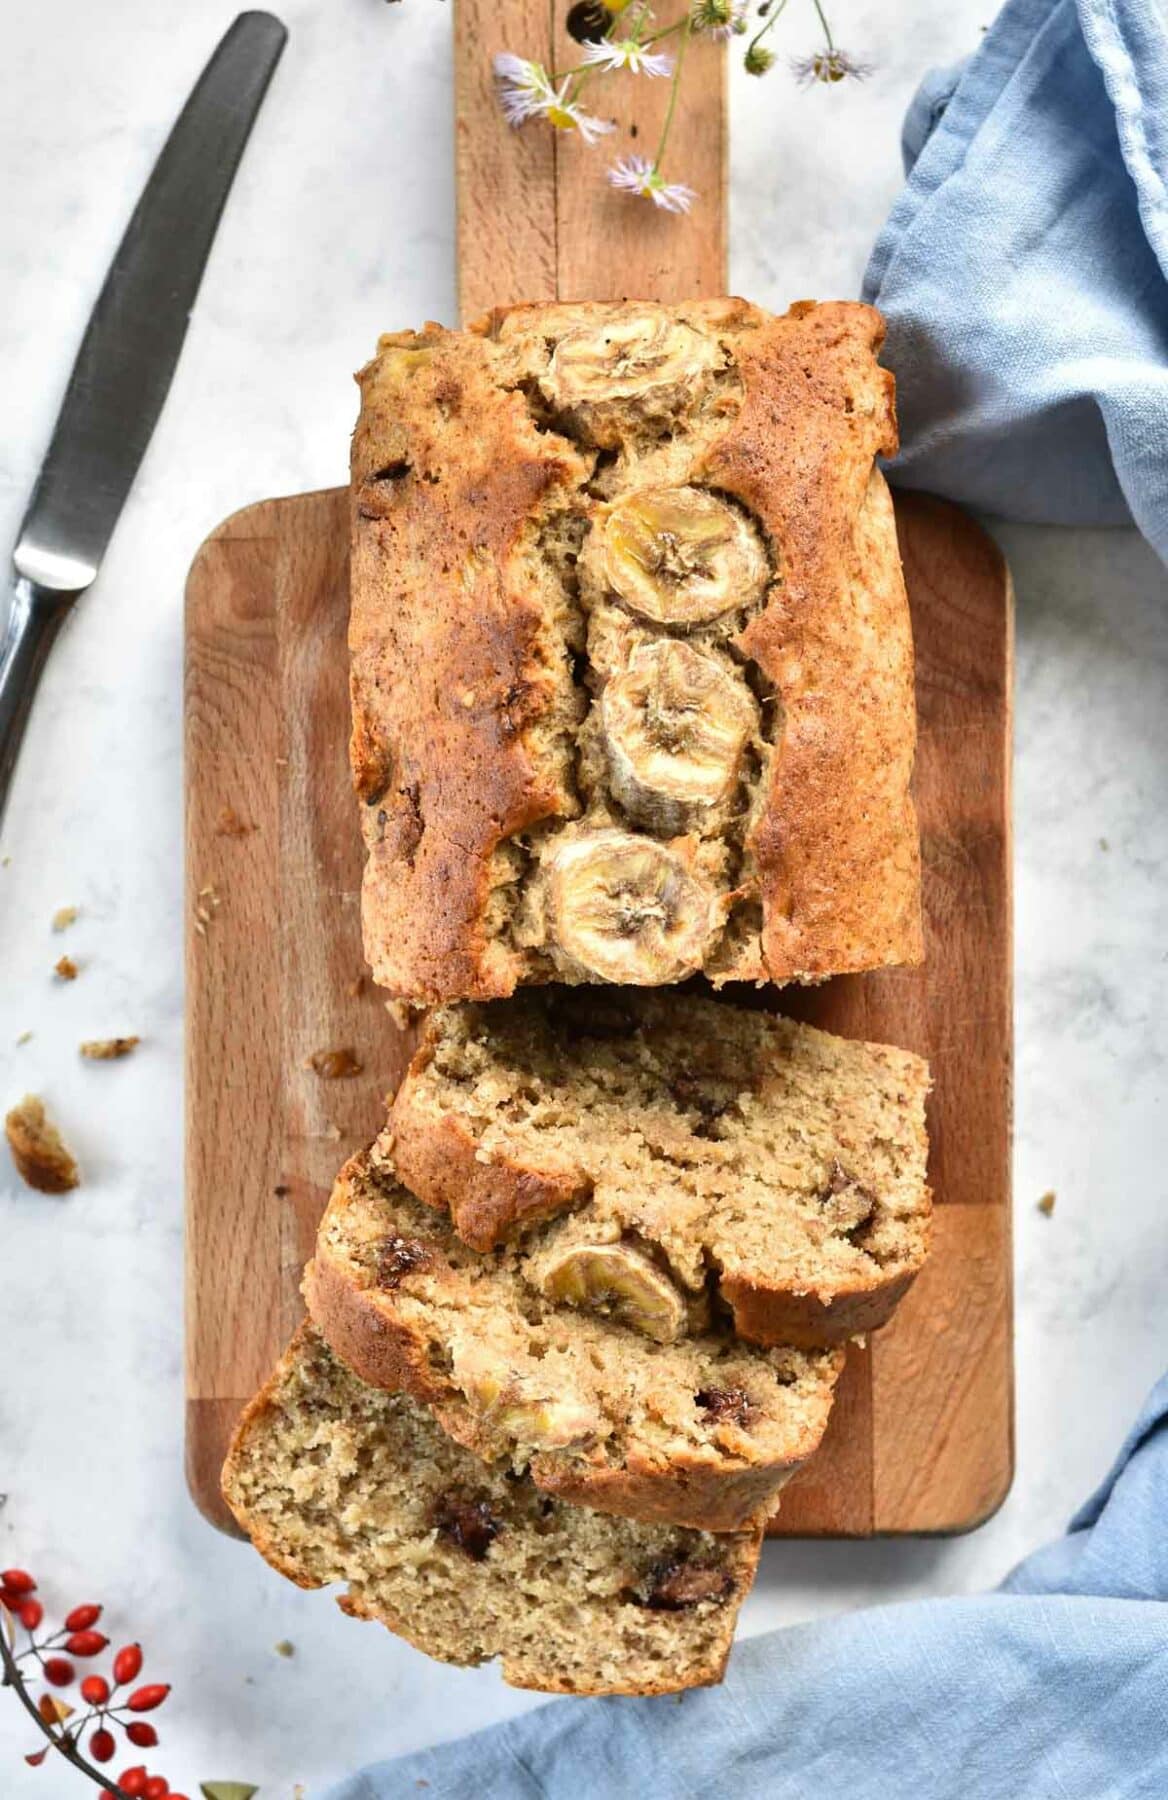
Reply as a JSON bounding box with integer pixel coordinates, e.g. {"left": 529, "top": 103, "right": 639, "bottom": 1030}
{"left": 101, "top": 1792, "right": 119, "bottom": 1800}
{"left": 90, "top": 1727, "right": 116, "bottom": 1763}
{"left": 18, "top": 1598, "right": 44, "bottom": 1630}
{"left": 65, "top": 1602, "right": 103, "bottom": 1632}
{"left": 113, "top": 1642, "right": 143, "bottom": 1684}
{"left": 66, "top": 1628, "right": 109, "bottom": 1656}
{"left": 25, "top": 1748, "right": 48, "bottom": 1766}
{"left": 165, "top": 1794, "right": 192, "bottom": 1800}
{"left": 82, "top": 1673, "right": 112, "bottom": 1704}
{"left": 43, "top": 1656, "right": 75, "bottom": 1686}
{"left": 1, "top": 1569, "right": 36, "bottom": 1593}
{"left": 127, "top": 1683, "right": 170, "bottom": 1712}
{"left": 118, "top": 1770, "right": 149, "bottom": 1797}
{"left": 144, "top": 1778, "right": 169, "bottom": 1800}
{"left": 126, "top": 1722, "right": 159, "bottom": 1748}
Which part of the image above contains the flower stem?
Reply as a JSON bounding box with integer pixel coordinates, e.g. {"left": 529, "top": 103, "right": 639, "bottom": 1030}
{"left": 745, "top": 0, "right": 793, "bottom": 61}
{"left": 811, "top": 0, "right": 835, "bottom": 52}
{"left": 654, "top": 15, "right": 692, "bottom": 171}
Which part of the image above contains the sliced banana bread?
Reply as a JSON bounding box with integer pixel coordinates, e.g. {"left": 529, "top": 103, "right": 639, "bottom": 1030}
{"left": 222, "top": 1325, "right": 760, "bottom": 1695}
{"left": 351, "top": 296, "right": 922, "bottom": 1003}
{"left": 303, "top": 1144, "right": 844, "bottom": 1533}
{"left": 388, "top": 990, "right": 931, "bottom": 1345}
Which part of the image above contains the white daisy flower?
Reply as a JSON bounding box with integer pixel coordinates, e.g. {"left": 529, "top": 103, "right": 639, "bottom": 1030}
{"left": 545, "top": 86, "right": 616, "bottom": 143}
{"left": 580, "top": 40, "right": 675, "bottom": 77}
{"left": 607, "top": 155, "right": 697, "bottom": 214}
{"left": 493, "top": 53, "right": 557, "bottom": 126}
{"left": 690, "top": 0, "right": 748, "bottom": 40}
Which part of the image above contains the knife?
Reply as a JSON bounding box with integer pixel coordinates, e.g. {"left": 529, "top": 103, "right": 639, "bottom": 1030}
{"left": 0, "top": 10, "right": 287, "bottom": 831}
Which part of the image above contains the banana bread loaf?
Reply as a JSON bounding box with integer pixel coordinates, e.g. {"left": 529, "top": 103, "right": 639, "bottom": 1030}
{"left": 351, "top": 296, "right": 922, "bottom": 1002}
{"left": 222, "top": 1325, "right": 760, "bottom": 1695}
{"left": 387, "top": 990, "right": 931, "bottom": 1344}
{"left": 303, "top": 1143, "right": 844, "bottom": 1533}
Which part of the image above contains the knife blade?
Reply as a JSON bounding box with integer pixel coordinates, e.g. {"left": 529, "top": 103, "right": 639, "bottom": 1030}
{"left": 0, "top": 10, "right": 287, "bottom": 827}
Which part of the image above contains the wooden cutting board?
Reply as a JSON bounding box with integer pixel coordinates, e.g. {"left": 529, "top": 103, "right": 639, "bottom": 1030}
{"left": 185, "top": 4, "right": 1014, "bottom": 1535}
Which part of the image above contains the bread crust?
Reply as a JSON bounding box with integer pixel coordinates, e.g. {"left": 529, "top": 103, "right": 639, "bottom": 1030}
{"left": 351, "top": 298, "right": 922, "bottom": 1001}
{"left": 222, "top": 1325, "right": 757, "bottom": 1695}
{"left": 304, "top": 1154, "right": 843, "bottom": 1535}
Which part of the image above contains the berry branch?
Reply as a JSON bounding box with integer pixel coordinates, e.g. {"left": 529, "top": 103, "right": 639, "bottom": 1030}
{"left": 0, "top": 1570, "right": 185, "bottom": 1800}
{"left": 492, "top": 0, "right": 869, "bottom": 212}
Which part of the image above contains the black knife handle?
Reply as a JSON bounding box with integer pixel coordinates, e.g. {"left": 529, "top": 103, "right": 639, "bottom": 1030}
{"left": 0, "top": 581, "right": 74, "bottom": 838}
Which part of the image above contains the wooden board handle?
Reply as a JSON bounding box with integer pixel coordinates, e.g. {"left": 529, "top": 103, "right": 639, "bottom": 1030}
{"left": 455, "top": 0, "right": 727, "bottom": 320}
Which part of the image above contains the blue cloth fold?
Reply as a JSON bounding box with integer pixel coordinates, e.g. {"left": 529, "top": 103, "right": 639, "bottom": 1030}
{"left": 862, "top": 0, "right": 1168, "bottom": 564}
{"left": 326, "top": 1374, "right": 1168, "bottom": 1799}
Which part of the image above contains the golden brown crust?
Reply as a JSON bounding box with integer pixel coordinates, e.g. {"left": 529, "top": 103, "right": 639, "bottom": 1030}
{"left": 719, "top": 1256, "right": 926, "bottom": 1350}
{"left": 351, "top": 326, "right": 591, "bottom": 1001}
{"left": 351, "top": 298, "right": 921, "bottom": 1001}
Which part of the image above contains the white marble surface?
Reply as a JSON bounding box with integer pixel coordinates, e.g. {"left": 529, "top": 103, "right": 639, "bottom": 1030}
{"left": 2, "top": 1, "right": 1167, "bottom": 1794}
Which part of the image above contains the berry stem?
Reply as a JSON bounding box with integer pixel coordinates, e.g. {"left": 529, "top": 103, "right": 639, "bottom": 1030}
{"left": 0, "top": 1611, "right": 130, "bottom": 1798}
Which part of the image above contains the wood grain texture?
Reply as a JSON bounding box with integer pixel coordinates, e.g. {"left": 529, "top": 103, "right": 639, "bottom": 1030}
{"left": 455, "top": 0, "right": 726, "bottom": 321}
{"left": 184, "top": 486, "right": 1013, "bottom": 1535}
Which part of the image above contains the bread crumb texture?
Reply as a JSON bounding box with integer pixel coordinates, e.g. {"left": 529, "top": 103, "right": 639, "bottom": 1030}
{"left": 222, "top": 1325, "right": 760, "bottom": 1695}
{"left": 5, "top": 1095, "right": 80, "bottom": 1193}
{"left": 304, "top": 1140, "right": 844, "bottom": 1532}
{"left": 80, "top": 1037, "right": 139, "bottom": 1061}
{"left": 390, "top": 990, "right": 932, "bottom": 1343}
{"left": 350, "top": 297, "right": 921, "bottom": 1003}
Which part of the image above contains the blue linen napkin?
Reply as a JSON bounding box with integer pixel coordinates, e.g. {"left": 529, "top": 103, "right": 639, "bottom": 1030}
{"left": 325, "top": 1372, "right": 1168, "bottom": 1799}
{"left": 862, "top": 0, "right": 1168, "bottom": 562}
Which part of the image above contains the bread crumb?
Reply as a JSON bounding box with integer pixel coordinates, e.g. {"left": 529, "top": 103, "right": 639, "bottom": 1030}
{"left": 306, "top": 1048, "right": 363, "bottom": 1079}
{"left": 2, "top": 855, "right": 11, "bottom": 868}
{"left": 386, "top": 998, "right": 423, "bottom": 1032}
{"left": 1037, "top": 1190, "right": 1056, "bottom": 1217}
{"left": 54, "top": 955, "right": 79, "bottom": 981}
{"left": 216, "top": 805, "right": 255, "bottom": 837}
{"left": 323, "top": 1122, "right": 342, "bottom": 1141}
{"left": 5, "top": 1097, "right": 80, "bottom": 1193}
{"left": 195, "top": 882, "right": 222, "bottom": 928}
{"left": 1098, "top": 837, "right": 1109, "bottom": 851}
{"left": 80, "top": 1036, "right": 140, "bottom": 1061}
{"left": 52, "top": 905, "right": 78, "bottom": 932}
{"left": 274, "top": 1639, "right": 295, "bottom": 1658}
{"left": 15, "top": 1031, "right": 33, "bottom": 1047}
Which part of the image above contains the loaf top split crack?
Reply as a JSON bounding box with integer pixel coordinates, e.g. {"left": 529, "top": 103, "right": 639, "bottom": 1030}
{"left": 351, "top": 296, "right": 923, "bottom": 1003}
{"left": 222, "top": 1325, "right": 761, "bottom": 1695}
{"left": 387, "top": 989, "right": 932, "bottom": 1345}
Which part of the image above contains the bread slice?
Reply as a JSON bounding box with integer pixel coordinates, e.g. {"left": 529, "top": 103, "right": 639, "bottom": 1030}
{"left": 388, "top": 991, "right": 931, "bottom": 1345}
{"left": 304, "top": 1143, "right": 844, "bottom": 1533}
{"left": 351, "top": 297, "right": 922, "bottom": 1005}
{"left": 221, "top": 1324, "right": 760, "bottom": 1696}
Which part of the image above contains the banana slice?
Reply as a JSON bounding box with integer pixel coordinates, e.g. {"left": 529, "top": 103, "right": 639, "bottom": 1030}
{"left": 451, "top": 1343, "right": 600, "bottom": 1450}
{"left": 601, "top": 640, "right": 757, "bottom": 830}
{"left": 590, "top": 486, "right": 768, "bottom": 627}
{"left": 543, "top": 312, "right": 720, "bottom": 444}
{"left": 544, "top": 828, "right": 717, "bottom": 984}
{"left": 533, "top": 1241, "right": 687, "bottom": 1344}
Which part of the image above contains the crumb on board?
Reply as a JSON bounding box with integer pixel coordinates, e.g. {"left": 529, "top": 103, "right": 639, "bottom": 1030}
{"left": 5, "top": 1096, "right": 80, "bottom": 1193}
{"left": 348, "top": 975, "right": 365, "bottom": 999}
{"left": 52, "top": 905, "right": 78, "bottom": 932}
{"left": 306, "top": 1047, "right": 363, "bottom": 1080}
{"left": 385, "top": 998, "right": 423, "bottom": 1032}
{"left": 80, "top": 1036, "right": 140, "bottom": 1061}
{"left": 216, "top": 805, "right": 255, "bottom": 837}
{"left": 195, "top": 882, "right": 222, "bottom": 931}
{"left": 54, "top": 955, "right": 79, "bottom": 981}
{"left": 1037, "top": 1190, "right": 1056, "bottom": 1217}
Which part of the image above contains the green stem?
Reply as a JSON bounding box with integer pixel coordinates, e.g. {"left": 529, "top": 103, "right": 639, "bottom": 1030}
{"left": 811, "top": 0, "right": 835, "bottom": 52}
{"left": 654, "top": 15, "right": 691, "bottom": 171}
{"left": 745, "top": 0, "right": 793, "bottom": 60}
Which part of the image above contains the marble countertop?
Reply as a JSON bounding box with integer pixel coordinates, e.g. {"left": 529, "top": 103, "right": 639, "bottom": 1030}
{"left": 2, "top": 2, "right": 1166, "bottom": 1793}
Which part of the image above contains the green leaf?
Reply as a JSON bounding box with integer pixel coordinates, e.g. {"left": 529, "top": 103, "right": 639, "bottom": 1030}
{"left": 200, "top": 1785, "right": 260, "bottom": 1800}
